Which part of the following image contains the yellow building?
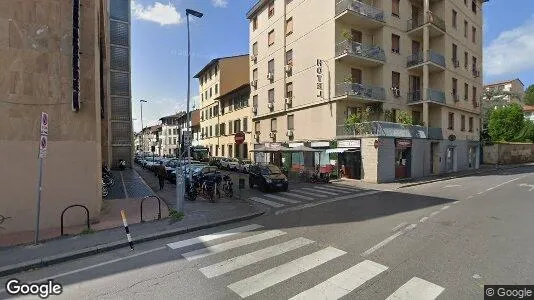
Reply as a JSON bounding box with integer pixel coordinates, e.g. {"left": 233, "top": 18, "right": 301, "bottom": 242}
{"left": 484, "top": 78, "right": 525, "bottom": 104}
{"left": 247, "top": 0, "right": 486, "bottom": 182}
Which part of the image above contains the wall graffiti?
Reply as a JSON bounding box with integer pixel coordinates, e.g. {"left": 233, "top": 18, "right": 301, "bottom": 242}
{"left": 0, "top": 214, "right": 11, "bottom": 230}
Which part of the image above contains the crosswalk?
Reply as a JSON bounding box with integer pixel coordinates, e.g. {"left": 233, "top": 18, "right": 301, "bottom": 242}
{"left": 166, "top": 223, "right": 445, "bottom": 299}
{"left": 248, "top": 184, "right": 366, "bottom": 209}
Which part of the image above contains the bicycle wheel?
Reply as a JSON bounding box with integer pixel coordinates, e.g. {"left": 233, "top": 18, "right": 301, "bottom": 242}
{"left": 102, "top": 185, "right": 109, "bottom": 198}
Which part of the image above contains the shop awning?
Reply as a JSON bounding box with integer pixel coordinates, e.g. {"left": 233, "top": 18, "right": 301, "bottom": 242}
{"left": 284, "top": 145, "right": 322, "bottom": 152}
{"left": 326, "top": 148, "right": 349, "bottom": 154}
{"left": 250, "top": 145, "right": 291, "bottom": 152}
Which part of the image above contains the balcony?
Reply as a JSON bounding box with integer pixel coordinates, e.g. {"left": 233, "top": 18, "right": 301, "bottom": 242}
{"left": 407, "top": 88, "right": 446, "bottom": 105}
{"left": 335, "top": 0, "right": 385, "bottom": 29}
{"left": 406, "top": 50, "right": 446, "bottom": 72}
{"left": 335, "top": 82, "right": 386, "bottom": 102}
{"left": 407, "top": 11, "right": 446, "bottom": 38}
{"left": 335, "top": 40, "right": 386, "bottom": 67}
{"left": 336, "top": 121, "right": 443, "bottom": 139}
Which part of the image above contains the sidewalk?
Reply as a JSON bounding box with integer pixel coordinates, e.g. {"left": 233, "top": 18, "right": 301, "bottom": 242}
{"left": 0, "top": 167, "right": 265, "bottom": 276}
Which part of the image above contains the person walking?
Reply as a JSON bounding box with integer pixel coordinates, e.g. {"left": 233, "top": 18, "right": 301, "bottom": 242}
{"left": 156, "top": 161, "right": 167, "bottom": 190}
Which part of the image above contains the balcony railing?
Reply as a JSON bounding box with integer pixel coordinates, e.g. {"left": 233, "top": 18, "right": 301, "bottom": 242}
{"left": 335, "top": 0, "right": 385, "bottom": 22}
{"left": 335, "top": 40, "right": 386, "bottom": 62}
{"left": 336, "top": 82, "right": 386, "bottom": 101}
{"left": 406, "top": 50, "right": 445, "bottom": 68}
{"left": 407, "top": 90, "right": 422, "bottom": 103}
{"left": 407, "top": 11, "right": 446, "bottom": 32}
{"left": 428, "top": 88, "right": 446, "bottom": 103}
{"left": 337, "top": 121, "right": 443, "bottom": 139}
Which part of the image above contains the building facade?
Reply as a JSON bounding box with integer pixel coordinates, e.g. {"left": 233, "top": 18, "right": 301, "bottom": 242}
{"left": 160, "top": 112, "right": 185, "bottom": 157}
{"left": 195, "top": 55, "right": 250, "bottom": 156}
{"left": 483, "top": 78, "right": 525, "bottom": 104}
{"left": 524, "top": 105, "right": 534, "bottom": 122}
{"left": 247, "top": 0, "right": 485, "bottom": 183}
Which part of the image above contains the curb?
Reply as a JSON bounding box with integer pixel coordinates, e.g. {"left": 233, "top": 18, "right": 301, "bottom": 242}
{"left": 0, "top": 210, "right": 265, "bottom": 277}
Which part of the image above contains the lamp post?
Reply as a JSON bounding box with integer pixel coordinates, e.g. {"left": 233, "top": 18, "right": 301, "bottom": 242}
{"left": 140, "top": 99, "right": 147, "bottom": 152}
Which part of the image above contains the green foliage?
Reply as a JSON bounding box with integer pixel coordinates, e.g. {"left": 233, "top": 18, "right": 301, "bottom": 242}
{"left": 397, "top": 111, "right": 413, "bottom": 125}
{"left": 514, "top": 120, "right": 534, "bottom": 142}
{"left": 79, "top": 228, "right": 95, "bottom": 235}
{"left": 341, "top": 29, "right": 353, "bottom": 41}
{"left": 168, "top": 209, "right": 184, "bottom": 222}
{"left": 343, "top": 74, "right": 353, "bottom": 83}
{"left": 488, "top": 103, "right": 525, "bottom": 142}
{"left": 345, "top": 107, "right": 372, "bottom": 135}
{"left": 383, "top": 109, "right": 395, "bottom": 122}
{"left": 525, "top": 85, "right": 534, "bottom": 105}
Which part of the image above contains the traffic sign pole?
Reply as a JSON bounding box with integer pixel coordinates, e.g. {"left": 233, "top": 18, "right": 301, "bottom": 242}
{"left": 35, "top": 112, "right": 48, "bottom": 245}
{"left": 34, "top": 157, "right": 43, "bottom": 244}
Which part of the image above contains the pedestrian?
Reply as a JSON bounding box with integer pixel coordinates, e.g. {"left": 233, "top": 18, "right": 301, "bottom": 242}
{"left": 156, "top": 161, "right": 166, "bottom": 190}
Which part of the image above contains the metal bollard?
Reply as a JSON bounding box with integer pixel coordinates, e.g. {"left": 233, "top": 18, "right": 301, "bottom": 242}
{"left": 120, "top": 210, "right": 134, "bottom": 250}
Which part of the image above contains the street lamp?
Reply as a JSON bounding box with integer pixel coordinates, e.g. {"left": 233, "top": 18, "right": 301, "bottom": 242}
{"left": 140, "top": 99, "right": 148, "bottom": 152}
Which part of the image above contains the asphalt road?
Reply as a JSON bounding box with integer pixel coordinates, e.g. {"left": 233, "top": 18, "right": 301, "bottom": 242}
{"left": 2, "top": 166, "right": 534, "bottom": 299}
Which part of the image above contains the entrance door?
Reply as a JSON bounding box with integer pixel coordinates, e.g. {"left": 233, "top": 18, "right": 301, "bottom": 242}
{"left": 341, "top": 151, "right": 361, "bottom": 180}
{"left": 412, "top": 6, "right": 420, "bottom": 27}
{"left": 412, "top": 40, "right": 421, "bottom": 55}
{"left": 446, "top": 147, "right": 455, "bottom": 172}
{"left": 409, "top": 75, "right": 421, "bottom": 101}
{"left": 395, "top": 148, "right": 412, "bottom": 178}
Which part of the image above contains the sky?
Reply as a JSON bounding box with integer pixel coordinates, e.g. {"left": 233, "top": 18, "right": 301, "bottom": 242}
{"left": 131, "top": 0, "right": 534, "bottom": 132}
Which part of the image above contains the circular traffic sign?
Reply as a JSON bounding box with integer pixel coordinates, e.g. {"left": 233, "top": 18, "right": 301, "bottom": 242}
{"left": 235, "top": 132, "right": 245, "bottom": 145}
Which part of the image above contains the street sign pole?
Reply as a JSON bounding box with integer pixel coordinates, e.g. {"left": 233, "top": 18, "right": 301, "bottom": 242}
{"left": 35, "top": 112, "right": 48, "bottom": 245}
{"left": 34, "top": 157, "right": 43, "bottom": 244}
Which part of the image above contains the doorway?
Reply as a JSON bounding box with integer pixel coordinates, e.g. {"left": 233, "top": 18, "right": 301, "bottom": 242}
{"left": 446, "top": 147, "right": 456, "bottom": 172}
{"left": 340, "top": 151, "right": 362, "bottom": 180}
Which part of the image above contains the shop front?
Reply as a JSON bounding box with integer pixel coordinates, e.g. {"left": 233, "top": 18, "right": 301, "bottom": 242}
{"left": 327, "top": 139, "right": 361, "bottom": 180}
{"left": 395, "top": 138, "right": 412, "bottom": 179}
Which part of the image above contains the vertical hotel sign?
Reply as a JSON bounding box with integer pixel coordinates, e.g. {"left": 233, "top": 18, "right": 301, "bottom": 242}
{"left": 316, "top": 59, "right": 323, "bottom": 99}
{"left": 72, "top": 0, "right": 81, "bottom": 112}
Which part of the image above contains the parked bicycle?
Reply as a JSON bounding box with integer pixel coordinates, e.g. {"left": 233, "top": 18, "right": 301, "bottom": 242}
{"left": 102, "top": 178, "right": 109, "bottom": 198}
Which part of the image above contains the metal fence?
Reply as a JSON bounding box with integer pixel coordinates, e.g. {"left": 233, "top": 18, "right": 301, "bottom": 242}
{"left": 335, "top": 40, "right": 386, "bottom": 62}
{"left": 337, "top": 121, "right": 443, "bottom": 140}
{"left": 335, "top": 82, "right": 386, "bottom": 101}
{"left": 335, "top": 0, "right": 385, "bottom": 22}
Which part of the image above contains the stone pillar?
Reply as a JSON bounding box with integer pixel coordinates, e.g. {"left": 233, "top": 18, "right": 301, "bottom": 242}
{"left": 423, "top": 102, "right": 429, "bottom": 127}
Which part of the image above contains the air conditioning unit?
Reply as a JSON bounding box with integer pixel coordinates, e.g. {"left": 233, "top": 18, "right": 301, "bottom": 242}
{"left": 391, "top": 88, "right": 401, "bottom": 97}
{"left": 269, "top": 131, "right": 276, "bottom": 138}
{"left": 285, "top": 97, "right": 293, "bottom": 105}
{"left": 284, "top": 64, "right": 292, "bottom": 73}
{"left": 267, "top": 102, "right": 274, "bottom": 109}
{"left": 453, "top": 59, "right": 460, "bottom": 68}
{"left": 250, "top": 55, "right": 257, "bottom": 61}
{"left": 252, "top": 106, "right": 257, "bottom": 113}
{"left": 267, "top": 73, "right": 274, "bottom": 80}
{"left": 251, "top": 80, "right": 258, "bottom": 87}
{"left": 286, "top": 130, "right": 294, "bottom": 137}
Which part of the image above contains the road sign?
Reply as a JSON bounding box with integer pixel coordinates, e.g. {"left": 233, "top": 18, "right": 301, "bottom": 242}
{"left": 183, "top": 131, "right": 192, "bottom": 147}
{"left": 235, "top": 131, "right": 245, "bottom": 145}
{"left": 39, "top": 135, "right": 48, "bottom": 158}
{"left": 40, "top": 112, "right": 48, "bottom": 135}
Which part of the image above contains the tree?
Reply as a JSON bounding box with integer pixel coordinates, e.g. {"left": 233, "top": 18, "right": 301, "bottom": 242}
{"left": 525, "top": 84, "right": 534, "bottom": 105}
{"left": 481, "top": 89, "right": 523, "bottom": 142}
{"left": 488, "top": 103, "right": 525, "bottom": 142}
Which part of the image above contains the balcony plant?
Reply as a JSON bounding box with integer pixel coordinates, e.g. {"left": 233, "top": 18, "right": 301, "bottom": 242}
{"left": 344, "top": 106, "right": 372, "bottom": 135}
{"left": 397, "top": 110, "right": 413, "bottom": 125}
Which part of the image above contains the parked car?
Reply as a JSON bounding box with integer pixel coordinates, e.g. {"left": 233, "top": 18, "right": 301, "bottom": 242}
{"left": 227, "top": 158, "right": 240, "bottom": 171}
{"left": 249, "top": 164, "right": 288, "bottom": 192}
{"left": 209, "top": 157, "right": 224, "bottom": 168}
{"left": 238, "top": 159, "right": 252, "bottom": 173}
{"left": 219, "top": 158, "right": 230, "bottom": 170}
{"left": 168, "top": 163, "right": 208, "bottom": 183}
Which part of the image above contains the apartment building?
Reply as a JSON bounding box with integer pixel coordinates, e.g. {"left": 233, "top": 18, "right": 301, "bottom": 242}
{"left": 247, "top": 0, "right": 486, "bottom": 183}
{"left": 160, "top": 112, "right": 185, "bottom": 157}
{"left": 195, "top": 55, "right": 250, "bottom": 156}
{"left": 483, "top": 78, "right": 525, "bottom": 104}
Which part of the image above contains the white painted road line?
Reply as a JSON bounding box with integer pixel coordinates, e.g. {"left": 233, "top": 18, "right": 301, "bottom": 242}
{"left": 302, "top": 187, "right": 339, "bottom": 195}
{"left": 167, "top": 224, "right": 263, "bottom": 250}
{"left": 262, "top": 194, "right": 301, "bottom": 204}
{"left": 293, "top": 189, "right": 328, "bottom": 197}
{"left": 392, "top": 222, "right": 408, "bottom": 232}
{"left": 441, "top": 205, "right": 450, "bottom": 210}
{"left": 362, "top": 224, "right": 417, "bottom": 257}
{"left": 419, "top": 217, "right": 429, "bottom": 223}
{"left": 386, "top": 277, "right": 445, "bottom": 300}
{"left": 199, "top": 237, "right": 315, "bottom": 278}
{"left": 280, "top": 192, "right": 314, "bottom": 201}
{"left": 227, "top": 247, "right": 346, "bottom": 298}
{"left": 289, "top": 260, "right": 388, "bottom": 300}
{"left": 443, "top": 184, "right": 461, "bottom": 188}
{"left": 485, "top": 176, "right": 528, "bottom": 192}
{"left": 314, "top": 186, "right": 350, "bottom": 193}
{"left": 329, "top": 185, "right": 362, "bottom": 192}
{"left": 467, "top": 195, "right": 474, "bottom": 199}
{"left": 275, "top": 190, "right": 382, "bottom": 215}
{"left": 249, "top": 196, "right": 285, "bottom": 208}
{"left": 182, "top": 230, "right": 287, "bottom": 261}
{"left": 429, "top": 211, "right": 440, "bottom": 217}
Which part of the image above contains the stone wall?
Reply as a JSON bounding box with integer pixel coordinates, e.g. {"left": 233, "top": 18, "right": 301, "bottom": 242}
{"left": 483, "top": 143, "right": 534, "bottom": 164}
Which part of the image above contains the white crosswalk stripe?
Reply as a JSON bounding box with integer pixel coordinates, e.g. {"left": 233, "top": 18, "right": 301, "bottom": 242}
{"left": 328, "top": 185, "right": 362, "bottom": 192}
{"left": 182, "top": 230, "right": 287, "bottom": 261}
{"left": 249, "top": 196, "right": 285, "bottom": 208}
{"left": 293, "top": 189, "right": 328, "bottom": 197}
{"left": 262, "top": 194, "right": 301, "bottom": 204}
{"left": 280, "top": 192, "right": 314, "bottom": 201}
{"left": 199, "top": 237, "right": 315, "bottom": 278}
{"left": 302, "top": 187, "right": 339, "bottom": 195}
{"left": 166, "top": 224, "right": 263, "bottom": 250}
{"left": 227, "top": 247, "right": 346, "bottom": 298}
{"left": 289, "top": 260, "right": 388, "bottom": 300}
{"left": 386, "top": 277, "right": 445, "bottom": 300}
{"left": 313, "top": 186, "right": 351, "bottom": 193}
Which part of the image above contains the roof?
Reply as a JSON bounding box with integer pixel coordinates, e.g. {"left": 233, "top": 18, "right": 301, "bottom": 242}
{"left": 159, "top": 111, "right": 186, "bottom": 121}
{"left": 246, "top": 0, "right": 269, "bottom": 19}
{"left": 524, "top": 105, "right": 534, "bottom": 112}
{"left": 215, "top": 83, "right": 250, "bottom": 100}
{"left": 485, "top": 78, "right": 524, "bottom": 88}
{"left": 193, "top": 54, "right": 249, "bottom": 78}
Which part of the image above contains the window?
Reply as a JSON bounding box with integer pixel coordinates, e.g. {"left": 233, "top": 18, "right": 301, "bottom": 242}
{"left": 268, "top": 89, "right": 275, "bottom": 103}
{"left": 255, "top": 121, "right": 260, "bottom": 133}
{"left": 229, "top": 121, "right": 233, "bottom": 134}
{"left": 209, "top": 69, "right": 212, "bottom": 80}
{"left": 464, "top": 20, "right": 468, "bottom": 37}
{"left": 168, "top": 129, "right": 172, "bottom": 135}
{"left": 214, "top": 64, "right": 218, "bottom": 75}
{"left": 252, "top": 42, "right": 258, "bottom": 56}
{"left": 220, "top": 123, "right": 225, "bottom": 135}
{"left": 464, "top": 51, "right": 469, "bottom": 68}
{"left": 392, "top": 0, "right": 400, "bottom": 17}
{"left": 448, "top": 112, "right": 454, "bottom": 130}
{"left": 268, "top": 1, "right": 274, "bottom": 18}
{"left": 286, "top": 82, "right": 293, "bottom": 98}
{"left": 452, "top": 78, "right": 458, "bottom": 97}
{"left": 173, "top": 137, "right": 177, "bottom": 144}
{"left": 287, "top": 115, "right": 294, "bottom": 130}
{"left": 174, "top": 128, "right": 178, "bottom": 135}
{"left": 464, "top": 0, "right": 467, "bottom": 5}
{"left": 209, "top": 126, "right": 213, "bottom": 137}
{"left": 253, "top": 95, "right": 258, "bottom": 107}
{"left": 210, "top": 87, "right": 212, "bottom": 98}
{"left": 472, "top": 1, "right": 477, "bottom": 14}
{"left": 228, "top": 145, "right": 233, "bottom": 158}
{"left": 461, "top": 115, "right": 466, "bottom": 131}
{"left": 472, "top": 56, "right": 477, "bottom": 69}
{"left": 234, "top": 119, "right": 241, "bottom": 133}
{"left": 215, "top": 84, "right": 218, "bottom": 94}
{"left": 472, "top": 26, "right": 476, "bottom": 43}
{"left": 351, "top": 68, "right": 362, "bottom": 84}
{"left": 243, "top": 118, "right": 248, "bottom": 132}
{"left": 201, "top": 110, "right": 204, "bottom": 120}
{"left": 391, "top": 34, "right": 400, "bottom": 54}
{"left": 252, "top": 17, "right": 258, "bottom": 31}
{"left": 209, "top": 107, "right": 213, "bottom": 118}
{"left": 268, "top": 59, "right": 274, "bottom": 75}
{"left": 452, "top": 43, "right": 458, "bottom": 62}
{"left": 472, "top": 86, "right": 477, "bottom": 102}
{"left": 268, "top": 30, "right": 275, "bottom": 46}
{"left": 285, "top": 17, "right": 293, "bottom": 36}
{"left": 392, "top": 72, "right": 400, "bottom": 88}
{"left": 213, "top": 105, "right": 218, "bottom": 116}
{"left": 253, "top": 68, "right": 258, "bottom": 81}
{"left": 464, "top": 83, "right": 469, "bottom": 100}
{"left": 469, "top": 117, "right": 474, "bottom": 132}
{"left": 205, "top": 90, "right": 208, "bottom": 100}
{"left": 201, "top": 93, "right": 203, "bottom": 101}
{"left": 452, "top": 10, "right": 457, "bottom": 28}
{"left": 286, "top": 49, "right": 293, "bottom": 65}
{"left": 271, "top": 118, "right": 277, "bottom": 132}
{"left": 221, "top": 145, "right": 225, "bottom": 156}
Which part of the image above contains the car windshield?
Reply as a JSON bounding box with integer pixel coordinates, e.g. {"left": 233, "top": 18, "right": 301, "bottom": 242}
{"left": 261, "top": 165, "right": 281, "bottom": 175}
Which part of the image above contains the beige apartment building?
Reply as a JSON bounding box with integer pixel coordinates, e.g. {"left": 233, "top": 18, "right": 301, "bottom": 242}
{"left": 247, "top": 0, "right": 485, "bottom": 182}
{"left": 483, "top": 78, "right": 525, "bottom": 104}
{"left": 195, "top": 55, "right": 250, "bottom": 158}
